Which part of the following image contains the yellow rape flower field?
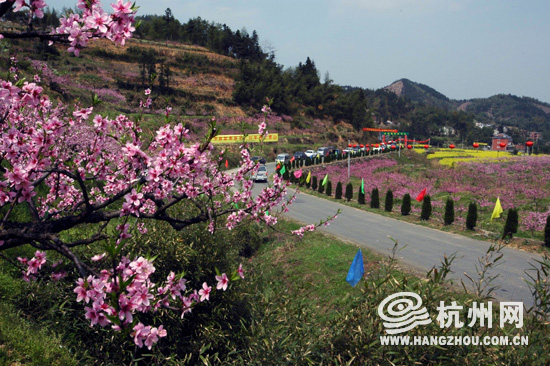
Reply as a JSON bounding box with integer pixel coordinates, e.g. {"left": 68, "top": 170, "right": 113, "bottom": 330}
{"left": 413, "top": 147, "right": 533, "bottom": 166}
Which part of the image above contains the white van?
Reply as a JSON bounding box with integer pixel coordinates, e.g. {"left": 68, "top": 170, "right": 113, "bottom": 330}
{"left": 275, "top": 153, "right": 290, "bottom": 164}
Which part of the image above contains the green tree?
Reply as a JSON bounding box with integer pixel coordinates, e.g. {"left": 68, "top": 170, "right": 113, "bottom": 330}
{"left": 358, "top": 188, "right": 366, "bottom": 205}
{"left": 444, "top": 198, "right": 455, "bottom": 225}
{"left": 370, "top": 188, "right": 380, "bottom": 209}
{"left": 545, "top": 215, "right": 550, "bottom": 248}
{"left": 502, "top": 208, "right": 519, "bottom": 239}
{"left": 345, "top": 182, "right": 353, "bottom": 202}
{"left": 318, "top": 178, "right": 325, "bottom": 194}
{"left": 420, "top": 195, "right": 432, "bottom": 220}
{"left": 466, "top": 202, "right": 478, "bottom": 230}
{"left": 311, "top": 176, "right": 318, "bottom": 191}
{"left": 401, "top": 193, "right": 411, "bottom": 216}
{"left": 385, "top": 189, "right": 394, "bottom": 212}
{"left": 335, "top": 182, "right": 343, "bottom": 199}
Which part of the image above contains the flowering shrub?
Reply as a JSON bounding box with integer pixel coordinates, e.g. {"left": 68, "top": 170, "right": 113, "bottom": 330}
{"left": 0, "top": 1, "right": 330, "bottom": 351}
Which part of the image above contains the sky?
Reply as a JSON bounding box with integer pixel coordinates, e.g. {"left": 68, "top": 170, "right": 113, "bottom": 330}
{"left": 45, "top": 0, "right": 550, "bottom": 103}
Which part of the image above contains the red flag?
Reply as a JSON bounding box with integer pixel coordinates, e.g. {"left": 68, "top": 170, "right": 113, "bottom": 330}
{"left": 290, "top": 156, "right": 295, "bottom": 162}
{"left": 225, "top": 159, "right": 229, "bottom": 168}
{"left": 416, "top": 188, "right": 427, "bottom": 202}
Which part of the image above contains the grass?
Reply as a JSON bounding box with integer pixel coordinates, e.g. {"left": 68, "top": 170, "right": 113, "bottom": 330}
{"left": 0, "top": 302, "right": 79, "bottom": 366}
{"left": 251, "top": 221, "right": 369, "bottom": 321}
{"left": 1, "top": 217, "right": 549, "bottom": 364}
{"left": 237, "top": 219, "right": 550, "bottom": 364}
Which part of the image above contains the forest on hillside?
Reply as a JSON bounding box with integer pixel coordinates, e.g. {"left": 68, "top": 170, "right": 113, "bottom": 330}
{"left": 3, "top": 6, "right": 546, "bottom": 147}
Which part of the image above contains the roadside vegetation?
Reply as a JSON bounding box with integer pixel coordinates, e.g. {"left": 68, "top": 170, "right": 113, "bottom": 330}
{"left": 1, "top": 5, "right": 550, "bottom": 365}
{"left": 284, "top": 149, "right": 550, "bottom": 253}
{"left": 2, "top": 218, "right": 550, "bottom": 365}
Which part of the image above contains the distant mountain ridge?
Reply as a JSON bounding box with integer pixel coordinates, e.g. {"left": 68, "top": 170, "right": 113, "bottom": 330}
{"left": 384, "top": 78, "right": 550, "bottom": 133}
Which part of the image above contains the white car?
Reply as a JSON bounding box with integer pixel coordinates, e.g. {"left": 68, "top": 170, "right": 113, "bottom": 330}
{"left": 304, "top": 150, "right": 317, "bottom": 158}
{"left": 275, "top": 153, "right": 290, "bottom": 164}
{"left": 252, "top": 165, "right": 268, "bottom": 182}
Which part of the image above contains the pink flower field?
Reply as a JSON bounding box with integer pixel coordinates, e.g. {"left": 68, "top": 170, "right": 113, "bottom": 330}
{"left": 303, "top": 153, "right": 550, "bottom": 237}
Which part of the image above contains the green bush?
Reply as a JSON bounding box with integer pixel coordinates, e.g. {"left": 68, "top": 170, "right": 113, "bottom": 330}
{"left": 444, "top": 198, "right": 454, "bottom": 225}
{"left": 370, "top": 188, "right": 380, "bottom": 209}
{"left": 345, "top": 182, "right": 353, "bottom": 202}
{"left": 311, "top": 176, "right": 318, "bottom": 191}
{"left": 384, "top": 189, "right": 393, "bottom": 212}
{"left": 318, "top": 178, "right": 325, "bottom": 194}
{"left": 358, "top": 187, "right": 365, "bottom": 205}
{"left": 325, "top": 180, "right": 332, "bottom": 196}
{"left": 466, "top": 202, "right": 478, "bottom": 230}
{"left": 502, "top": 208, "right": 519, "bottom": 239}
{"left": 545, "top": 215, "right": 550, "bottom": 248}
{"left": 401, "top": 193, "right": 411, "bottom": 215}
{"left": 335, "top": 182, "right": 343, "bottom": 199}
{"left": 420, "top": 195, "right": 432, "bottom": 220}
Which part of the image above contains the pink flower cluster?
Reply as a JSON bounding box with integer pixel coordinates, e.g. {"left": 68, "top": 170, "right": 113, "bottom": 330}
{"left": 54, "top": 0, "right": 136, "bottom": 56}
{"left": 1, "top": 0, "right": 47, "bottom": 19}
{"left": 292, "top": 224, "right": 316, "bottom": 238}
{"left": 73, "top": 254, "right": 242, "bottom": 348}
{"left": 17, "top": 251, "right": 66, "bottom": 282}
{"left": 1, "top": 1, "right": 136, "bottom": 56}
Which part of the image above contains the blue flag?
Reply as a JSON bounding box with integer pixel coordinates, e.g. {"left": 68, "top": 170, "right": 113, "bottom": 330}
{"left": 346, "top": 249, "right": 364, "bottom": 287}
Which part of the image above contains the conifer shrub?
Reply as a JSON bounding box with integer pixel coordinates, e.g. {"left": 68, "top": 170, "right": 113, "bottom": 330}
{"left": 370, "top": 188, "right": 380, "bottom": 209}
{"left": 502, "top": 208, "right": 519, "bottom": 239}
{"left": 545, "top": 215, "right": 550, "bottom": 248}
{"left": 420, "top": 195, "right": 432, "bottom": 220}
{"left": 335, "top": 182, "right": 343, "bottom": 199}
{"left": 345, "top": 182, "right": 353, "bottom": 202}
{"left": 311, "top": 176, "right": 318, "bottom": 191}
{"left": 444, "top": 198, "right": 454, "bottom": 225}
{"left": 466, "top": 202, "right": 478, "bottom": 230}
{"left": 401, "top": 193, "right": 411, "bottom": 216}
{"left": 358, "top": 188, "right": 365, "bottom": 205}
{"left": 325, "top": 180, "right": 332, "bottom": 196}
{"left": 318, "top": 179, "right": 325, "bottom": 194}
{"left": 385, "top": 189, "right": 394, "bottom": 212}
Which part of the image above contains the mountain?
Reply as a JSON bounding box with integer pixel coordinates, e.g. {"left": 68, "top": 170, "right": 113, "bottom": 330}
{"left": 384, "top": 79, "right": 453, "bottom": 110}
{"left": 385, "top": 79, "right": 550, "bottom": 135}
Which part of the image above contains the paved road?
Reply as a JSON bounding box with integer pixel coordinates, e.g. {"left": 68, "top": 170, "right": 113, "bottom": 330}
{"left": 254, "top": 162, "right": 544, "bottom": 309}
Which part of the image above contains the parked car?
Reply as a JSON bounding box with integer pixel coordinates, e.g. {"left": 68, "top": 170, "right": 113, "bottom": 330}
{"left": 251, "top": 156, "right": 266, "bottom": 164}
{"left": 293, "top": 151, "right": 307, "bottom": 159}
{"left": 304, "top": 150, "right": 317, "bottom": 158}
{"left": 317, "top": 147, "right": 332, "bottom": 156}
{"left": 252, "top": 165, "right": 268, "bottom": 182}
{"left": 275, "top": 153, "right": 290, "bottom": 164}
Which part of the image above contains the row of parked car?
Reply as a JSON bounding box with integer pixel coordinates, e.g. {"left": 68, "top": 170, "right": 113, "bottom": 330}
{"left": 275, "top": 145, "right": 374, "bottom": 164}
{"left": 252, "top": 143, "right": 391, "bottom": 182}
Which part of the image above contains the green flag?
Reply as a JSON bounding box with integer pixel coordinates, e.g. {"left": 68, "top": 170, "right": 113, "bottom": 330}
{"left": 279, "top": 165, "right": 286, "bottom": 175}
{"left": 361, "top": 178, "right": 365, "bottom": 194}
{"left": 322, "top": 174, "right": 328, "bottom": 186}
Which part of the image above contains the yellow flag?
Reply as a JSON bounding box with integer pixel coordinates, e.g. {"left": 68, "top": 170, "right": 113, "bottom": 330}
{"left": 306, "top": 171, "right": 311, "bottom": 184}
{"left": 491, "top": 197, "right": 503, "bottom": 221}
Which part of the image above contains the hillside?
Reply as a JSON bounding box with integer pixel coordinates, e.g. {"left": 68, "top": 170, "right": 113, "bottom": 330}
{"left": 3, "top": 6, "right": 549, "bottom": 150}
{"left": 384, "top": 78, "right": 453, "bottom": 110}
{"left": 385, "top": 78, "right": 550, "bottom": 138}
